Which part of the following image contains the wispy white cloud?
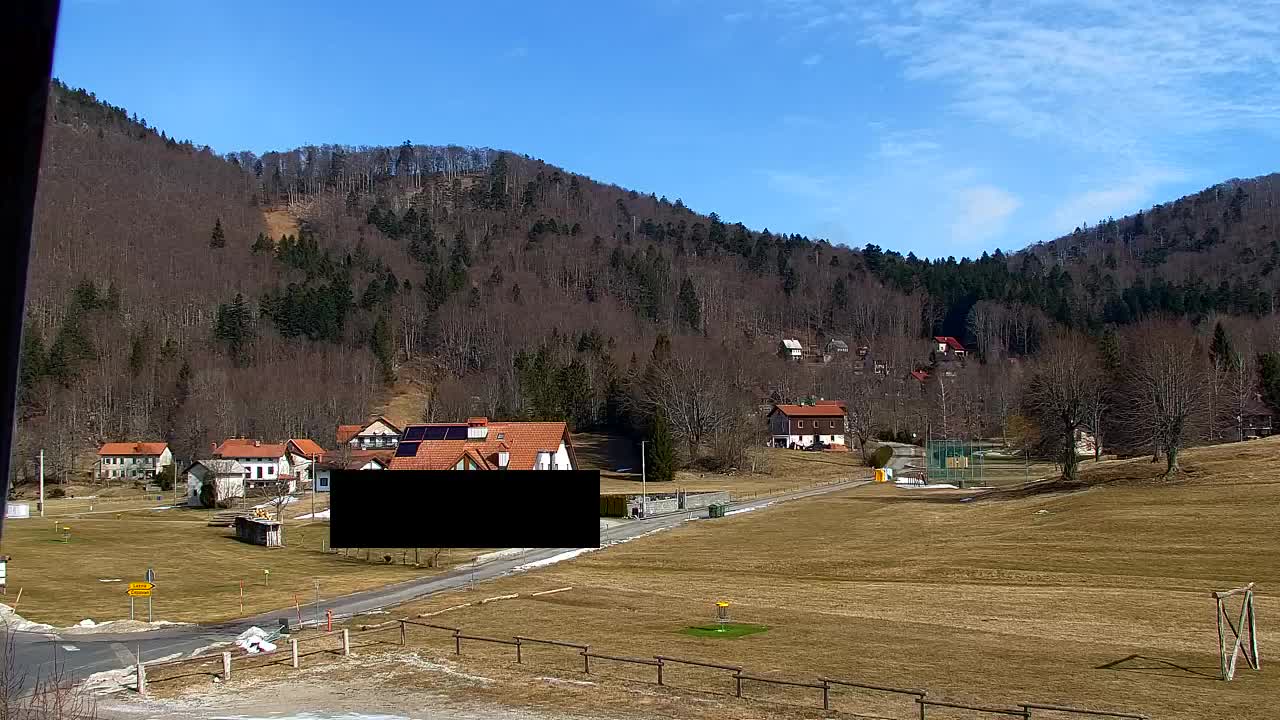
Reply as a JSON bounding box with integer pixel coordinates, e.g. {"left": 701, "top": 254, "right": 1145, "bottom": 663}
{"left": 1050, "top": 167, "right": 1189, "bottom": 230}
{"left": 754, "top": 0, "right": 1280, "bottom": 158}
{"left": 953, "top": 185, "right": 1021, "bottom": 245}
{"left": 875, "top": 130, "right": 941, "bottom": 160}
{"left": 802, "top": 53, "right": 823, "bottom": 66}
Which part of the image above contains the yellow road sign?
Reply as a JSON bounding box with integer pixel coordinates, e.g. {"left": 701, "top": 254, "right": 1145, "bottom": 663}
{"left": 127, "top": 588, "right": 152, "bottom": 597}
{"left": 128, "top": 582, "right": 155, "bottom": 591}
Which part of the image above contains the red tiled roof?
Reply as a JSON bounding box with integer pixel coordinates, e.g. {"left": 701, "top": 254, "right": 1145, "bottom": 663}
{"left": 389, "top": 422, "right": 573, "bottom": 471}
{"left": 911, "top": 370, "right": 931, "bottom": 382}
{"left": 98, "top": 442, "right": 168, "bottom": 456}
{"left": 214, "top": 439, "right": 286, "bottom": 459}
{"left": 335, "top": 425, "right": 362, "bottom": 445}
{"left": 815, "top": 400, "right": 848, "bottom": 410}
{"left": 287, "top": 439, "right": 328, "bottom": 458}
{"left": 769, "top": 404, "right": 845, "bottom": 418}
{"left": 935, "top": 336, "right": 966, "bottom": 352}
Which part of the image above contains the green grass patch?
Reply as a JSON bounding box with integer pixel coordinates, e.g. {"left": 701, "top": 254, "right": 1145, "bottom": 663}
{"left": 679, "top": 623, "right": 769, "bottom": 638}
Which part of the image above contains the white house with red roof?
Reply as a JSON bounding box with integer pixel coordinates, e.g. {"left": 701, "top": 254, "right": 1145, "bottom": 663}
{"left": 766, "top": 405, "right": 848, "bottom": 449}
{"left": 389, "top": 417, "right": 576, "bottom": 471}
{"left": 934, "top": 336, "right": 967, "bottom": 359}
{"left": 314, "top": 451, "right": 389, "bottom": 492}
{"left": 212, "top": 438, "right": 293, "bottom": 492}
{"left": 335, "top": 416, "right": 402, "bottom": 450}
{"left": 97, "top": 442, "right": 173, "bottom": 482}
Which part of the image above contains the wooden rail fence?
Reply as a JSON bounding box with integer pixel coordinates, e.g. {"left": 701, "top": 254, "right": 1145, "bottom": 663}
{"left": 131, "top": 614, "right": 1150, "bottom": 719}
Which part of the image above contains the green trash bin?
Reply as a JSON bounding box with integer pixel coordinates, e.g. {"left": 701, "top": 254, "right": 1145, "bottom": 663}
{"left": 708, "top": 504, "right": 724, "bottom": 519}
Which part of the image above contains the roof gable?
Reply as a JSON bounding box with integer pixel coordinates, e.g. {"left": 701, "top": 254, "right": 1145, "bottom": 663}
{"left": 770, "top": 404, "right": 845, "bottom": 418}
{"left": 287, "top": 439, "right": 327, "bottom": 458}
{"left": 389, "top": 421, "right": 571, "bottom": 471}
{"left": 99, "top": 442, "right": 168, "bottom": 456}
{"left": 215, "top": 439, "right": 286, "bottom": 459}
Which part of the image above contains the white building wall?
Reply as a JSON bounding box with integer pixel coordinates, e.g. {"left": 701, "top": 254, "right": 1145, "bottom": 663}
{"left": 552, "top": 442, "right": 573, "bottom": 470}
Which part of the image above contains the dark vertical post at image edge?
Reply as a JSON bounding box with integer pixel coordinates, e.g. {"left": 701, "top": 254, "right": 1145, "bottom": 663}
{"left": 0, "top": 1, "right": 62, "bottom": 542}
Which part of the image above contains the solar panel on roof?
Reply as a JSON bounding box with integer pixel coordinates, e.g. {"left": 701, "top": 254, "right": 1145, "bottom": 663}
{"left": 402, "top": 426, "right": 426, "bottom": 441}
{"left": 423, "top": 427, "right": 449, "bottom": 440}
{"left": 395, "top": 442, "right": 420, "bottom": 457}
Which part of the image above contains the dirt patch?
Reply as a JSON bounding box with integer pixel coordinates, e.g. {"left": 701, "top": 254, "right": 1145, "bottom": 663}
{"left": 263, "top": 207, "right": 300, "bottom": 242}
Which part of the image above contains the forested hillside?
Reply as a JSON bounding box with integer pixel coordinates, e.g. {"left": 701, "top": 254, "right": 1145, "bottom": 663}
{"left": 13, "top": 80, "right": 1280, "bottom": 484}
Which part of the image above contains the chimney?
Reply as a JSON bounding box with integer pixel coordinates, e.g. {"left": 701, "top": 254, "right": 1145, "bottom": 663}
{"left": 211, "top": 443, "right": 217, "bottom": 454}
{"left": 254, "top": 440, "right": 261, "bottom": 447}
{"left": 467, "top": 417, "right": 489, "bottom": 440}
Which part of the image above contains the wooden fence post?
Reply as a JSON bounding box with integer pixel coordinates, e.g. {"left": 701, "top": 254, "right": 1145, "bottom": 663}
{"left": 583, "top": 646, "right": 590, "bottom": 674}
{"left": 454, "top": 629, "right": 461, "bottom": 655}
{"left": 656, "top": 657, "right": 663, "bottom": 686}
{"left": 515, "top": 637, "right": 522, "bottom": 663}
{"left": 399, "top": 620, "right": 406, "bottom": 646}
{"left": 342, "top": 628, "right": 350, "bottom": 656}
{"left": 734, "top": 669, "right": 742, "bottom": 698}
{"left": 136, "top": 663, "right": 146, "bottom": 697}
{"left": 291, "top": 639, "right": 299, "bottom": 668}
{"left": 822, "top": 679, "right": 830, "bottom": 711}
{"left": 222, "top": 651, "right": 231, "bottom": 680}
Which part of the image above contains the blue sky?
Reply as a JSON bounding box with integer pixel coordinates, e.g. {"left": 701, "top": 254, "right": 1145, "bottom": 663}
{"left": 52, "top": 0, "right": 1280, "bottom": 259}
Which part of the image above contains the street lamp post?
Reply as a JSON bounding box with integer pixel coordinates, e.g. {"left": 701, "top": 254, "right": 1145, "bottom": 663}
{"left": 640, "top": 440, "right": 647, "bottom": 519}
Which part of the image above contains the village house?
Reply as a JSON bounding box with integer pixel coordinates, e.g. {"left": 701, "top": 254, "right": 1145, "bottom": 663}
{"left": 933, "top": 336, "right": 967, "bottom": 360}
{"left": 335, "top": 416, "right": 402, "bottom": 450}
{"left": 284, "top": 438, "right": 329, "bottom": 488}
{"left": 212, "top": 438, "right": 295, "bottom": 493}
{"left": 314, "top": 451, "right": 390, "bottom": 492}
{"left": 389, "top": 417, "right": 577, "bottom": 470}
{"left": 184, "top": 459, "right": 247, "bottom": 507}
{"left": 778, "top": 338, "right": 803, "bottom": 361}
{"left": 96, "top": 442, "right": 173, "bottom": 482}
{"left": 767, "top": 404, "right": 848, "bottom": 450}
{"left": 825, "top": 339, "right": 849, "bottom": 356}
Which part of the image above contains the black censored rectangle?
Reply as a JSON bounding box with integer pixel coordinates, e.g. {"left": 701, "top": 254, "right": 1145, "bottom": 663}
{"left": 328, "top": 470, "right": 600, "bottom": 548}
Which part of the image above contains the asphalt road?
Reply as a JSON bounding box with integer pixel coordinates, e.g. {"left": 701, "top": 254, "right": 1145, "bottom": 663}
{"left": 13, "top": 477, "right": 869, "bottom": 688}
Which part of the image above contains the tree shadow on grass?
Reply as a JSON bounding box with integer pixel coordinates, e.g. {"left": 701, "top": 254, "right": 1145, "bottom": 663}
{"left": 1096, "top": 654, "right": 1221, "bottom": 680}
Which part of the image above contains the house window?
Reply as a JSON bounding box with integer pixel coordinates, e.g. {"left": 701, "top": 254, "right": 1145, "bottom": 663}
{"left": 267, "top": 466, "right": 274, "bottom": 475}
{"left": 797, "top": 421, "right": 804, "bottom": 428}
{"left": 256, "top": 467, "right": 263, "bottom": 479}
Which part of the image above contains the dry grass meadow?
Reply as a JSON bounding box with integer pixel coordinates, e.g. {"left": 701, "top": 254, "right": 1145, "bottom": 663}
{"left": 280, "top": 436, "right": 1280, "bottom": 720}
{"left": 0, "top": 493, "right": 486, "bottom": 626}
{"left": 580, "top": 432, "right": 872, "bottom": 499}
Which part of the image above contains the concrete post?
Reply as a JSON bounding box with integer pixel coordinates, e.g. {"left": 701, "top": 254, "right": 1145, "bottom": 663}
{"left": 341, "top": 628, "right": 350, "bottom": 656}
{"left": 221, "top": 652, "right": 231, "bottom": 681}
{"left": 291, "top": 639, "right": 299, "bottom": 668}
{"left": 136, "top": 663, "right": 146, "bottom": 696}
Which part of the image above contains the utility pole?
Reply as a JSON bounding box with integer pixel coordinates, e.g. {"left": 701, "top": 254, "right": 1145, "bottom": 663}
{"left": 640, "top": 441, "right": 647, "bottom": 519}
{"left": 38, "top": 450, "right": 45, "bottom": 517}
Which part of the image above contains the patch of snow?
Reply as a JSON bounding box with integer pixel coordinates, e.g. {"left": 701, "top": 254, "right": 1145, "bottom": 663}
{"left": 360, "top": 610, "right": 389, "bottom": 615}
{"left": 0, "top": 603, "right": 56, "bottom": 633}
{"left": 512, "top": 547, "right": 597, "bottom": 571}
{"left": 392, "top": 653, "right": 493, "bottom": 684}
{"left": 251, "top": 496, "right": 300, "bottom": 510}
{"left": 726, "top": 502, "right": 772, "bottom": 516}
{"left": 474, "top": 547, "right": 531, "bottom": 565}
{"left": 900, "top": 483, "right": 959, "bottom": 490}
{"left": 78, "top": 619, "right": 97, "bottom": 628}
{"left": 295, "top": 509, "right": 330, "bottom": 520}
{"left": 98, "top": 578, "right": 123, "bottom": 583}
{"left": 235, "top": 626, "right": 281, "bottom": 654}
{"left": 150, "top": 505, "right": 175, "bottom": 511}
{"left": 80, "top": 666, "right": 136, "bottom": 695}
{"left": 190, "top": 641, "right": 231, "bottom": 657}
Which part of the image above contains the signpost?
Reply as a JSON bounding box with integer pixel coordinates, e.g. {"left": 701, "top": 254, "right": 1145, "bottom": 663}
{"left": 0, "top": 555, "right": 9, "bottom": 595}
{"left": 128, "top": 582, "right": 154, "bottom": 622}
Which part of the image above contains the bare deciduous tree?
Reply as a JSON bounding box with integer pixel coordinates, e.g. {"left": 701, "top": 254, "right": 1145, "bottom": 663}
{"left": 1116, "top": 320, "right": 1210, "bottom": 476}
{"left": 1021, "top": 332, "right": 1102, "bottom": 482}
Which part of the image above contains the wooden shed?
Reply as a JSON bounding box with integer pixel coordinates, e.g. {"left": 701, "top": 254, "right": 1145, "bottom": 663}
{"left": 234, "top": 516, "right": 283, "bottom": 548}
